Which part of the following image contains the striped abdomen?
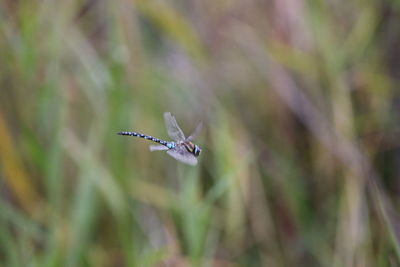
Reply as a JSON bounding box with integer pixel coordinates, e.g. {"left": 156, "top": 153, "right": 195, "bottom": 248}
{"left": 117, "top": 131, "right": 169, "bottom": 146}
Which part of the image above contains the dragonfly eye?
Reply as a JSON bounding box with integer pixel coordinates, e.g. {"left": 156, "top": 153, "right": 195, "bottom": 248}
{"left": 193, "top": 145, "right": 201, "bottom": 157}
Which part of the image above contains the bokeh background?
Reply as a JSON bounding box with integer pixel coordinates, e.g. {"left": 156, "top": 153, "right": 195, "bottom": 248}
{"left": 1, "top": 0, "right": 400, "bottom": 266}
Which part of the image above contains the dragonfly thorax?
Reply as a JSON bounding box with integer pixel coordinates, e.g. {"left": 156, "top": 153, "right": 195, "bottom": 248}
{"left": 180, "top": 141, "right": 201, "bottom": 157}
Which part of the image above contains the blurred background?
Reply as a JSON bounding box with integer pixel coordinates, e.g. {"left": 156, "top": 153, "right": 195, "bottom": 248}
{"left": 1, "top": 0, "right": 400, "bottom": 266}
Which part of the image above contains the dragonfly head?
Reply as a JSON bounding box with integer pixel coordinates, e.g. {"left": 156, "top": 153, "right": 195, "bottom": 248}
{"left": 193, "top": 144, "right": 201, "bottom": 157}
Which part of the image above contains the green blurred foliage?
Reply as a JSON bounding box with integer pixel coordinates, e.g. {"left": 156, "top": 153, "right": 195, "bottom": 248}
{"left": 1, "top": 0, "right": 400, "bottom": 266}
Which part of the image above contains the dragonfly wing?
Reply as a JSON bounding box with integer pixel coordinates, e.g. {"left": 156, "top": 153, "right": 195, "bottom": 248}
{"left": 164, "top": 112, "right": 186, "bottom": 141}
{"left": 167, "top": 147, "right": 198, "bottom": 166}
{"left": 187, "top": 121, "right": 203, "bottom": 142}
{"left": 149, "top": 145, "right": 169, "bottom": 151}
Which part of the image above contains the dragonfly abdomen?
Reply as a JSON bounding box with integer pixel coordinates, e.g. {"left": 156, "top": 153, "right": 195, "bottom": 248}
{"left": 117, "top": 131, "right": 169, "bottom": 146}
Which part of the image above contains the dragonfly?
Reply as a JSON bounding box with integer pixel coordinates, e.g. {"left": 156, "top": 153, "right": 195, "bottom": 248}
{"left": 117, "top": 112, "right": 202, "bottom": 166}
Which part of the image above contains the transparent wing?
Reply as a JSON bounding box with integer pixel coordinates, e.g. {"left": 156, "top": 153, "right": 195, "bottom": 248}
{"left": 164, "top": 112, "right": 186, "bottom": 141}
{"left": 149, "top": 145, "right": 169, "bottom": 151}
{"left": 167, "top": 146, "right": 198, "bottom": 166}
{"left": 187, "top": 121, "right": 203, "bottom": 142}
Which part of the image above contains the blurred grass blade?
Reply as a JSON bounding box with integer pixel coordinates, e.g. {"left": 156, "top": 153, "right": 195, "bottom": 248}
{"left": 0, "top": 112, "right": 41, "bottom": 214}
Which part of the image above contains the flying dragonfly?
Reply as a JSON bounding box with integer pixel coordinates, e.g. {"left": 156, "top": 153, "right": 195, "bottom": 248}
{"left": 117, "top": 112, "right": 202, "bottom": 166}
